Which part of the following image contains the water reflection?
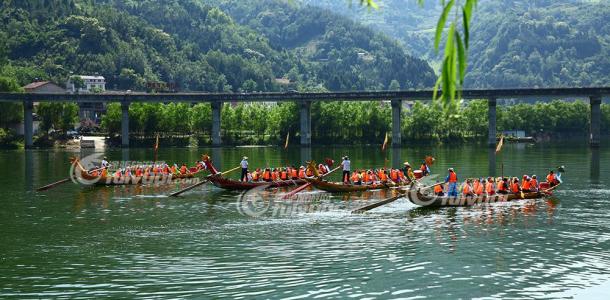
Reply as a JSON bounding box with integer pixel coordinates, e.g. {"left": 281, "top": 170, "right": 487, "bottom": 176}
{"left": 407, "top": 198, "right": 560, "bottom": 253}
{"left": 392, "top": 148, "right": 401, "bottom": 169}
{"left": 300, "top": 147, "right": 311, "bottom": 164}
{"left": 488, "top": 147, "right": 496, "bottom": 177}
{"left": 212, "top": 147, "right": 223, "bottom": 171}
{"left": 590, "top": 147, "right": 600, "bottom": 184}
{"left": 24, "top": 150, "right": 33, "bottom": 191}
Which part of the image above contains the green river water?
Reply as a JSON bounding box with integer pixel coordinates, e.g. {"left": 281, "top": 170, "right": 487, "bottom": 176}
{"left": 1, "top": 142, "right": 609, "bottom": 299}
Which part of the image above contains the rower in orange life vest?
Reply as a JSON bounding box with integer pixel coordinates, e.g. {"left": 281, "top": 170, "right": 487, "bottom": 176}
{"left": 290, "top": 166, "right": 298, "bottom": 180}
{"left": 546, "top": 170, "right": 559, "bottom": 187}
{"left": 351, "top": 169, "right": 362, "bottom": 185}
{"left": 530, "top": 175, "right": 539, "bottom": 192}
{"left": 485, "top": 177, "right": 496, "bottom": 196}
{"left": 511, "top": 177, "right": 522, "bottom": 194}
{"left": 497, "top": 177, "right": 509, "bottom": 194}
{"left": 462, "top": 179, "right": 475, "bottom": 196}
{"left": 434, "top": 181, "right": 445, "bottom": 196}
{"left": 521, "top": 175, "right": 532, "bottom": 192}
{"left": 473, "top": 178, "right": 484, "bottom": 196}
{"left": 445, "top": 168, "right": 458, "bottom": 197}
{"left": 262, "top": 168, "right": 272, "bottom": 182}
{"left": 298, "top": 166, "right": 306, "bottom": 179}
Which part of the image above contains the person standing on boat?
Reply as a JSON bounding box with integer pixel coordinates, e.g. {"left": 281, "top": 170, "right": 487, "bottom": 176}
{"left": 101, "top": 156, "right": 111, "bottom": 169}
{"left": 445, "top": 168, "right": 458, "bottom": 197}
{"left": 341, "top": 156, "right": 351, "bottom": 184}
{"left": 240, "top": 156, "right": 249, "bottom": 182}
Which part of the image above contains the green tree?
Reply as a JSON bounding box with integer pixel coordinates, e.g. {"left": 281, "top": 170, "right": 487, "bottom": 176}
{"left": 389, "top": 79, "right": 401, "bottom": 91}
{"left": 0, "top": 76, "right": 24, "bottom": 126}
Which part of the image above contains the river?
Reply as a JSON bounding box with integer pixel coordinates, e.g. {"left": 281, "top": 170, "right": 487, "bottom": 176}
{"left": 1, "top": 142, "right": 609, "bottom": 299}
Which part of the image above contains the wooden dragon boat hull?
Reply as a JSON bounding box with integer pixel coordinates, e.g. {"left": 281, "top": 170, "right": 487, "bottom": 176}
{"left": 208, "top": 175, "right": 307, "bottom": 190}
{"left": 406, "top": 184, "right": 560, "bottom": 207}
{"left": 305, "top": 178, "right": 410, "bottom": 193}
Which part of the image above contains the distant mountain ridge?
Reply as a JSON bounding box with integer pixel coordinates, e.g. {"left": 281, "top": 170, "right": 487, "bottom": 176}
{"left": 0, "top": 0, "right": 435, "bottom": 92}
{"left": 302, "top": 0, "right": 610, "bottom": 88}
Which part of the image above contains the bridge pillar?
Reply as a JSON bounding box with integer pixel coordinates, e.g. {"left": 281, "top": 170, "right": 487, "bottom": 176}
{"left": 212, "top": 101, "right": 222, "bottom": 146}
{"left": 300, "top": 101, "right": 311, "bottom": 146}
{"left": 23, "top": 100, "right": 34, "bottom": 149}
{"left": 121, "top": 101, "right": 130, "bottom": 147}
{"left": 590, "top": 95, "right": 601, "bottom": 148}
{"left": 391, "top": 99, "right": 402, "bottom": 147}
{"left": 488, "top": 97, "right": 497, "bottom": 148}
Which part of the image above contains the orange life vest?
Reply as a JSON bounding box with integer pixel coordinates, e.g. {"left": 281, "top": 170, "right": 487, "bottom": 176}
{"left": 546, "top": 174, "right": 556, "bottom": 184}
{"left": 291, "top": 169, "right": 298, "bottom": 178}
{"left": 272, "top": 171, "right": 278, "bottom": 181}
{"left": 171, "top": 165, "right": 177, "bottom": 174}
{"left": 363, "top": 173, "right": 370, "bottom": 183}
{"left": 280, "top": 171, "right": 287, "bottom": 180}
{"left": 448, "top": 172, "right": 457, "bottom": 183}
{"left": 379, "top": 172, "right": 387, "bottom": 181}
{"left": 511, "top": 183, "right": 520, "bottom": 193}
{"left": 390, "top": 170, "right": 398, "bottom": 181}
{"left": 463, "top": 184, "right": 472, "bottom": 195}
{"left": 474, "top": 181, "right": 483, "bottom": 195}
{"left": 298, "top": 169, "right": 305, "bottom": 179}
{"left": 180, "top": 166, "right": 187, "bottom": 174}
{"left": 530, "top": 179, "right": 538, "bottom": 189}
{"left": 486, "top": 182, "right": 495, "bottom": 194}
{"left": 351, "top": 172, "right": 360, "bottom": 182}
{"left": 522, "top": 180, "right": 531, "bottom": 190}
{"left": 252, "top": 171, "right": 259, "bottom": 181}
{"left": 263, "top": 170, "right": 271, "bottom": 181}
{"left": 101, "top": 169, "right": 108, "bottom": 177}
{"left": 434, "top": 184, "right": 444, "bottom": 194}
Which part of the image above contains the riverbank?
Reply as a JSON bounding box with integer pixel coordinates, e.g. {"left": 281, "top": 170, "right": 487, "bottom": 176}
{"left": 3, "top": 134, "right": 603, "bottom": 150}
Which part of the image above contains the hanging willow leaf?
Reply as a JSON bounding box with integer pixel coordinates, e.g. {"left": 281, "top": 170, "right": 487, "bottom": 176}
{"left": 359, "top": 0, "right": 477, "bottom": 110}
{"left": 435, "top": 0, "right": 454, "bottom": 53}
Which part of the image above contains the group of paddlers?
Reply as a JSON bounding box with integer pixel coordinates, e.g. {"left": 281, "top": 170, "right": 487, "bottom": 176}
{"left": 434, "top": 168, "right": 562, "bottom": 197}
{"left": 239, "top": 156, "right": 332, "bottom": 182}
{"left": 238, "top": 155, "right": 432, "bottom": 185}
{"left": 340, "top": 156, "right": 431, "bottom": 185}
{"left": 88, "top": 157, "right": 205, "bottom": 178}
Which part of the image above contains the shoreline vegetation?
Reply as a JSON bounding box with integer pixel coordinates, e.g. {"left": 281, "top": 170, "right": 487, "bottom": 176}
{"left": 1, "top": 100, "right": 609, "bottom": 149}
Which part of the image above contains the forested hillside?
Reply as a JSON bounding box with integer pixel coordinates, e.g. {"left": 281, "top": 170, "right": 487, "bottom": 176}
{"left": 0, "top": 0, "right": 435, "bottom": 92}
{"left": 305, "top": 0, "right": 610, "bottom": 88}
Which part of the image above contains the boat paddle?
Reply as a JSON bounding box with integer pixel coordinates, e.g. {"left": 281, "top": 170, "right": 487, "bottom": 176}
{"left": 351, "top": 192, "right": 405, "bottom": 214}
{"left": 36, "top": 165, "right": 104, "bottom": 192}
{"left": 351, "top": 177, "right": 429, "bottom": 214}
{"left": 282, "top": 165, "right": 342, "bottom": 200}
{"left": 168, "top": 165, "right": 241, "bottom": 197}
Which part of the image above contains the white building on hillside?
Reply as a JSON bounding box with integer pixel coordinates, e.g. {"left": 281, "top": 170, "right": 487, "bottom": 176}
{"left": 66, "top": 75, "right": 106, "bottom": 93}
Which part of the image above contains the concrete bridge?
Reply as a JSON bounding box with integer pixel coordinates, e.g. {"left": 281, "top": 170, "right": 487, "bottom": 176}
{"left": 1, "top": 87, "right": 609, "bottom": 148}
